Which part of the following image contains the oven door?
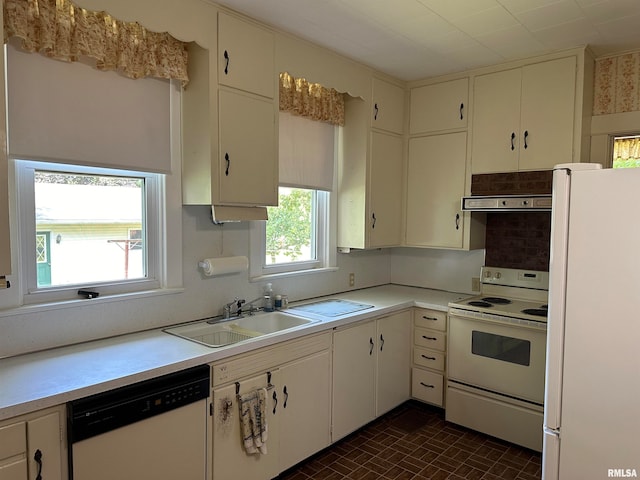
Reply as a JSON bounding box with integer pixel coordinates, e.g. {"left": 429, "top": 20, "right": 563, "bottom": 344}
{"left": 448, "top": 310, "right": 547, "bottom": 404}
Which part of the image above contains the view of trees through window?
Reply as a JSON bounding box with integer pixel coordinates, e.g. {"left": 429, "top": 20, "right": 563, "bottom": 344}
{"left": 34, "top": 170, "right": 145, "bottom": 287}
{"left": 612, "top": 135, "right": 640, "bottom": 168}
{"left": 265, "top": 187, "right": 315, "bottom": 265}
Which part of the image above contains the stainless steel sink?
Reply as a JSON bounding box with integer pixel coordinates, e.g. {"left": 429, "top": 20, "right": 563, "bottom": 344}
{"left": 164, "top": 311, "right": 317, "bottom": 347}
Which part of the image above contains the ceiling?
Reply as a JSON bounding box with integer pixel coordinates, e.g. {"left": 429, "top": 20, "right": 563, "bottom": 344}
{"left": 215, "top": 0, "right": 640, "bottom": 81}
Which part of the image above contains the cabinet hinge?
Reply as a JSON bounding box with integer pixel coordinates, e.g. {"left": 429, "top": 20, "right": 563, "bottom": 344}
{"left": 210, "top": 402, "right": 214, "bottom": 417}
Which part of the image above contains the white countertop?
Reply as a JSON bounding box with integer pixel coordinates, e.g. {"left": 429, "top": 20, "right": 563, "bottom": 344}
{"left": 0, "top": 284, "right": 469, "bottom": 421}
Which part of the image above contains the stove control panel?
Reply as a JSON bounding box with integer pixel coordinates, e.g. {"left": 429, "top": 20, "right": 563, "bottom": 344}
{"left": 481, "top": 266, "right": 549, "bottom": 290}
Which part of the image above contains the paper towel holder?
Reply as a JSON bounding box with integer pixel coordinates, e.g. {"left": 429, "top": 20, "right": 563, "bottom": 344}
{"left": 198, "top": 256, "right": 249, "bottom": 277}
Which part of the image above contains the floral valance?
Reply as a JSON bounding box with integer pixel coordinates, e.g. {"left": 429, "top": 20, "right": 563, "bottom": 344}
{"left": 3, "top": 0, "right": 189, "bottom": 85}
{"left": 279, "top": 72, "right": 344, "bottom": 126}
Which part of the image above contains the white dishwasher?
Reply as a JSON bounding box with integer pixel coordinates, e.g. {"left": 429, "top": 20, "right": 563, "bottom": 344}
{"left": 67, "top": 365, "right": 209, "bottom": 480}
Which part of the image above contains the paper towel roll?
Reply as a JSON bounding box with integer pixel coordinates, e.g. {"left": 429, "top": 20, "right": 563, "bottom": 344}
{"left": 198, "top": 256, "right": 248, "bottom": 277}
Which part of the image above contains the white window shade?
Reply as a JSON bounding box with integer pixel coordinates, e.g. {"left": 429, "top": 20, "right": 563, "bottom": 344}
{"left": 5, "top": 42, "right": 172, "bottom": 173}
{"left": 278, "top": 112, "right": 335, "bottom": 191}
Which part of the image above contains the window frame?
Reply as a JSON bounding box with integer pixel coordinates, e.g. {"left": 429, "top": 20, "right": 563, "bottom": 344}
{"left": 15, "top": 159, "right": 163, "bottom": 304}
{"left": 249, "top": 188, "right": 337, "bottom": 280}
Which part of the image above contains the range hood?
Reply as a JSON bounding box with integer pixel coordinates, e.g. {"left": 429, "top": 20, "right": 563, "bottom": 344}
{"left": 464, "top": 170, "right": 553, "bottom": 212}
{"left": 462, "top": 194, "right": 552, "bottom": 211}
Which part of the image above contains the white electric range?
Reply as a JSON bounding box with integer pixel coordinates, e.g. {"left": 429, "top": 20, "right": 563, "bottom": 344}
{"left": 446, "top": 266, "right": 549, "bottom": 452}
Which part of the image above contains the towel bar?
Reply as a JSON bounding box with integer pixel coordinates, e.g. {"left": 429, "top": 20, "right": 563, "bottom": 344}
{"left": 235, "top": 371, "right": 275, "bottom": 397}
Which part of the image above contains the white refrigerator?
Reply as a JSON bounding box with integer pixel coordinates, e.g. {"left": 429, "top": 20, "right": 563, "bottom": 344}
{"left": 543, "top": 163, "right": 640, "bottom": 479}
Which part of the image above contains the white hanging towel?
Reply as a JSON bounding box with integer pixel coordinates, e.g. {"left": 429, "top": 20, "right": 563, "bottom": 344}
{"left": 239, "top": 388, "right": 268, "bottom": 454}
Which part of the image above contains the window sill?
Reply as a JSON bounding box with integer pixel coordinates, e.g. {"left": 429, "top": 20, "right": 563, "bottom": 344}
{"left": 250, "top": 266, "right": 339, "bottom": 283}
{"left": 0, "top": 287, "right": 184, "bottom": 318}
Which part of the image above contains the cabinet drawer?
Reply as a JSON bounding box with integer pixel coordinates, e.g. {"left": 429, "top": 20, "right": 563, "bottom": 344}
{"left": 0, "top": 422, "right": 25, "bottom": 459}
{"left": 414, "top": 308, "right": 446, "bottom": 331}
{"left": 412, "top": 368, "right": 443, "bottom": 406}
{"left": 414, "top": 328, "right": 446, "bottom": 351}
{"left": 413, "top": 347, "right": 445, "bottom": 371}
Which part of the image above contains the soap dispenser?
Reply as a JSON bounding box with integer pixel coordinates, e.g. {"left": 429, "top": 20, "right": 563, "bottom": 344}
{"left": 263, "top": 283, "right": 274, "bottom": 312}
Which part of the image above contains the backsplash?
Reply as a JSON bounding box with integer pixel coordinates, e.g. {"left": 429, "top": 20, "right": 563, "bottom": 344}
{"left": 484, "top": 212, "right": 551, "bottom": 272}
{"left": 471, "top": 170, "right": 552, "bottom": 195}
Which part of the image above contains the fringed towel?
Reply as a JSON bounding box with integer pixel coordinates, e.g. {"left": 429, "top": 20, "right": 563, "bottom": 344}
{"left": 239, "top": 388, "right": 268, "bottom": 454}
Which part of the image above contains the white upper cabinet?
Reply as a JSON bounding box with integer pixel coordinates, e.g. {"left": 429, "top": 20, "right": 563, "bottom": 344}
{"left": 338, "top": 87, "right": 403, "bottom": 250}
{"left": 218, "top": 89, "right": 277, "bottom": 206}
{"left": 371, "top": 78, "right": 405, "bottom": 134}
{"left": 182, "top": 11, "right": 278, "bottom": 212}
{"left": 410, "top": 78, "right": 468, "bottom": 134}
{"left": 406, "top": 132, "right": 468, "bottom": 249}
{"left": 471, "top": 56, "right": 577, "bottom": 173}
{"left": 368, "top": 132, "right": 404, "bottom": 248}
{"left": 218, "top": 12, "right": 274, "bottom": 98}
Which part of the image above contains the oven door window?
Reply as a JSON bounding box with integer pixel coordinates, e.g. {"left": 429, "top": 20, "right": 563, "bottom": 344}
{"left": 471, "top": 331, "right": 531, "bottom": 366}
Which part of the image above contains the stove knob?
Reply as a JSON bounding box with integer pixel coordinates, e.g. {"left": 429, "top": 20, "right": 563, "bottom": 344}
{"left": 484, "top": 270, "right": 492, "bottom": 278}
{"left": 495, "top": 272, "right": 502, "bottom": 279}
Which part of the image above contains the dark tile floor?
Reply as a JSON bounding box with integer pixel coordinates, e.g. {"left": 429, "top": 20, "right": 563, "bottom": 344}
{"left": 278, "top": 401, "right": 541, "bottom": 480}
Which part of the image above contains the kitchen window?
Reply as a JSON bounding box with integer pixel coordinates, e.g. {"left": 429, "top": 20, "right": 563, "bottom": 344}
{"left": 1, "top": 39, "right": 183, "bottom": 309}
{"left": 15, "top": 160, "right": 163, "bottom": 303}
{"left": 612, "top": 135, "right": 640, "bottom": 168}
{"left": 250, "top": 112, "right": 337, "bottom": 278}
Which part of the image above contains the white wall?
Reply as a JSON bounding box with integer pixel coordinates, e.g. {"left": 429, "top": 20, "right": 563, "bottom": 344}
{"left": 390, "top": 247, "right": 484, "bottom": 295}
{"left": 0, "top": 205, "right": 393, "bottom": 358}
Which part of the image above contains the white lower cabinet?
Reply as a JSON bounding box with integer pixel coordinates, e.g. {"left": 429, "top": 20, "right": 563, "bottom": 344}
{"left": 212, "top": 371, "right": 281, "bottom": 480}
{"left": 332, "top": 310, "right": 411, "bottom": 441}
{"left": 411, "top": 308, "right": 447, "bottom": 407}
{"left": 0, "top": 406, "right": 65, "bottom": 480}
{"left": 278, "top": 351, "right": 331, "bottom": 472}
{"left": 210, "top": 332, "right": 331, "bottom": 480}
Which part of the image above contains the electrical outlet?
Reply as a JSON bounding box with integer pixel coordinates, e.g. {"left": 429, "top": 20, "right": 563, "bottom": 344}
{"left": 349, "top": 273, "right": 355, "bottom": 287}
{"left": 472, "top": 277, "right": 480, "bottom": 292}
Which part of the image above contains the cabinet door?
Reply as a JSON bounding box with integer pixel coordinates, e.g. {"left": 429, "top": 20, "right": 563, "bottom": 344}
{"left": 369, "top": 132, "right": 403, "bottom": 248}
{"left": 27, "top": 412, "right": 62, "bottom": 480}
{"left": 410, "top": 78, "right": 468, "bottom": 134}
{"left": 519, "top": 57, "right": 576, "bottom": 171}
{"left": 471, "top": 68, "right": 521, "bottom": 174}
{"left": 332, "top": 321, "right": 376, "bottom": 441}
{"left": 218, "top": 89, "right": 277, "bottom": 206}
{"left": 218, "top": 12, "right": 274, "bottom": 98}
{"left": 212, "top": 372, "right": 281, "bottom": 480}
{"left": 406, "top": 133, "right": 467, "bottom": 248}
{"left": 278, "top": 351, "right": 331, "bottom": 472}
{"left": 376, "top": 311, "right": 411, "bottom": 416}
{"left": 372, "top": 78, "right": 405, "bottom": 134}
{"left": 0, "top": 422, "right": 26, "bottom": 480}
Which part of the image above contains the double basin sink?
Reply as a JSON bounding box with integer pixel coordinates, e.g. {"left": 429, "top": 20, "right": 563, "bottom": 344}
{"left": 164, "top": 299, "right": 375, "bottom": 348}
{"left": 164, "top": 311, "right": 318, "bottom": 348}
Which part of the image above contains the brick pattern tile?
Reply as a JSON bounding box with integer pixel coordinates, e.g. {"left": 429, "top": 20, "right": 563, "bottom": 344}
{"left": 277, "top": 401, "right": 541, "bottom": 480}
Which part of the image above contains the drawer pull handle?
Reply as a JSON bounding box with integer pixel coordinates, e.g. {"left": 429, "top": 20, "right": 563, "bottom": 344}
{"left": 422, "top": 316, "right": 438, "bottom": 321}
{"left": 422, "top": 335, "right": 437, "bottom": 341}
{"left": 420, "top": 382, "right": 435, "bottom": 389}
{"left": 421, "top": 355, "right": 436, "bottom": 361}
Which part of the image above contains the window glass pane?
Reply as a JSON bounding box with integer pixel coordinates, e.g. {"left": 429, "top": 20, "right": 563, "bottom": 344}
{"left": 613, "top": 135, "right": 640, "bottom": 169}
{"left": 34, "top": 171, "right": 146, "bottom": 287}
{"left": 471, "top": 331, "right": 531, "bottom": 366}
{"left": 265, "top": 187, "right": 316, "bottom": 265}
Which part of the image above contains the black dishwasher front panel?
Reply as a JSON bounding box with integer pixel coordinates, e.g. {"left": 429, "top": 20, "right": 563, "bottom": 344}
{"left": 68, "top": 364, "right": 210, "bottom": 443}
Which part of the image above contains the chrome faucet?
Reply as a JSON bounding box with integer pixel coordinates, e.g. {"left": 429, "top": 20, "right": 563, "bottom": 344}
{"left": 223, "top": 296, "right": 264, "bottom": 319}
